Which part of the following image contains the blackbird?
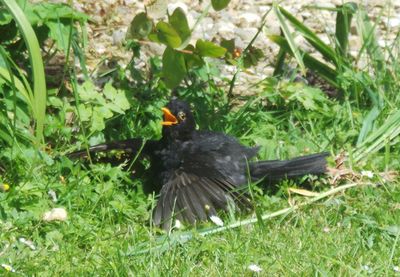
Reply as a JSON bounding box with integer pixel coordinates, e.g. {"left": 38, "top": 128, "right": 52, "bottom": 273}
{"left": 69, "top": 98, "right": 328, "bottom": 229}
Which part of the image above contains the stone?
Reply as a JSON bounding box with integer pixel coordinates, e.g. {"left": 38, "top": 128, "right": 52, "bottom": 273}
{"left": 385, "top": 17, "right": 400, "bottom": 28}
{"left": 112, "top": 29, "right": 126, "bottom": 46}
{"left": 238, "top": 12, "right": 261, "bottom": 27}
{"left": 43, "top": 208, "right": 68, "bottom": 222}
{"left": 215, "top": 21, "right": 236, "bottom": 38}
{"left": 235, "top": 27, "right": 258, "bottom": 42}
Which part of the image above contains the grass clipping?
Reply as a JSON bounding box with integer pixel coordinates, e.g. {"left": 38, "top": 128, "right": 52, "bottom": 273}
{"left": 130, "top": 182, "right": 370, "bottom": 255}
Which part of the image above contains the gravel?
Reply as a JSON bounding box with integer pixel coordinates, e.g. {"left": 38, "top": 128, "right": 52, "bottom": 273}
{"left": 35, "top": 0, "right": 400, "bottom": 95}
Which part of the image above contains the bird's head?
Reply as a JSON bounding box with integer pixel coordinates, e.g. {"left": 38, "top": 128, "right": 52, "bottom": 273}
{"left": 161, "top": 98, "right": 196, "bottom": 140}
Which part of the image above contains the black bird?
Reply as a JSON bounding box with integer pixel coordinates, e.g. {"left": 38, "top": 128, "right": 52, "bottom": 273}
{"left": 69, "top": 98, "right": 328, "bottom": 229}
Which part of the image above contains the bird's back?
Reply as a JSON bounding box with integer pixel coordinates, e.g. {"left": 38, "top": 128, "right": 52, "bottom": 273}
{"left": 173, "top": 130, "right": 259, "bottom": 186}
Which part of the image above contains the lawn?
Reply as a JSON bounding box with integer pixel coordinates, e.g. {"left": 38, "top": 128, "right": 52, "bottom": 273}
{"left": 0, "top": 0, "right": 399, "bottom": 275}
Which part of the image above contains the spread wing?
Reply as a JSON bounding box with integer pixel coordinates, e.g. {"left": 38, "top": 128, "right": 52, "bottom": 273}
{"left": 67, "top": 138, "right": 148, "bottom": 159}
{"left": 179, "top": 131, "right": 259, "bottom": 185}
{"left": 154, "top": 131, "right": 257, "bottom": 229}
{"left": 153, "top": 171, "right": 251, "bottom": 230}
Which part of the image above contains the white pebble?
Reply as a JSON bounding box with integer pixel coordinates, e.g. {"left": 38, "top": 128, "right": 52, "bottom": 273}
{"left": 19, "top": 237, "right": 36, "bottom": 250}
{"left": 43, "top": 208, "right": 68, "bottom": 222}
{"left": 248, "top": 264, "right": 262, "bottom": 272}
{"left": 386, "top": 17, "right": 400, "bottom": 29}
{"left": 361, "top": 170, "right": 374, "bottom": 179}
{"left": 1, "top": 264, "right": 15, "bottom": 273}
{"left": 238, "top": 12, "right": 261, "bottom": 26}
{"left": 48, "top": 189, "right": 58, "bottom": 203}
{"left": 210, "top": 215, "right": 224, "bottom": 226}
{"left": 174, "top": 219, "right": 183, "bottom": 229}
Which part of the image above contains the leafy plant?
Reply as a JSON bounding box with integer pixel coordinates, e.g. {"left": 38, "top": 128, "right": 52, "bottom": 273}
{"left": 269, "top": 3, "right": 400, "bottom": 160}
{"left": 127, "top": 3, "right": 229, "bottom": 88}
{"left": 0, "top": 0, "right": 88, "bottom": 147}
{"left": 126, "top": 0, "right": 265, "bottom": 90}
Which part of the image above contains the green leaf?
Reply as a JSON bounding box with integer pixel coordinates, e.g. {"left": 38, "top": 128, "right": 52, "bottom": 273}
{"left": 91, "top": 107, "right": 106, "bottom": 132}
{"left": 78, "top": 81, "right": 99, "bottom": 101}
{"left": 356, "top": 9, "right": 385, "bottom": 71}
{"left": 273, "top": 4, "right": 306, "bottom": 74}
{"left": 0, "top": 7, "right": 13, "bottom": 25}
{"left": 147, "top": 32, "right": 160, "bottom": 43}
{"left": 356, "top": 106, "right": 381, "bottom": 145}
{"left": 183, "top": 44, "right": 204, "bottom": 68}
{"left": 195, "top": 39, "right": 227, "bottom": 58}
{"left": 169, "top": 8, "right": 191, "bottom": 47}
{"left": 162, "top": 47, "right": 186, "bottom": 88}
{"left": 335, "top": 2, "right": 358, "bottom": 56}
{"left": 24, "top": 2, "right": 88, "bottom": 25}
{"left": 273, "top": 47, "right": 287, "bottom": 76}
{"left": 103, "top": 82, "right": 130, "bottom": 112}
{"left": 95, "top": 106, "right": 113, "bottom": 119}
{"left": 3, "top": 0, "right": 47, "bottom": 145}
{"left": 286, "top": 84, "right": 329, "bottom": 111}
{"left": 156, "top": 21, "right": 181, "bottom": 48}
{"left": 77, "top": 104, "right": 91, "bottom": 122}
{"left": 354, "top": 109, "right": 400, "bottom": 162}
{"left": 0, "top": 66, "right": 33, "bottom": 107}
{"left": 278, "top": 5, "right": 337, "bottom": 65}
{"left": 211, "top": 0, "right": 230, "bottom": 11}
{"left": 220, "top": 38, "right": 235, "bottom": 53}
{"left": 126, "top": 12, "right": 153, "bottom": 39}
{"left": 46, "top": 21, "right": 71, "bottom": 53}
{"left": 243, "top": 46, "right": 264, "bottom": 68}
{"left": 269, "top": 35, "right": 339, "bottom": 88}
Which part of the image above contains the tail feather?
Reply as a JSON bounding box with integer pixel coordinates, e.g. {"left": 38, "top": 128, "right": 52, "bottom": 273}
{"left": 67, "top": 138, "right": 144, "bottom": 159}
{"left": 250, "top": 152, "right": 329, "bottom": 183}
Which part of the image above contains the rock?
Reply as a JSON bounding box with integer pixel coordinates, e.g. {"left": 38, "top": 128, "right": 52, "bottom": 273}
{"left": 146, "top": 0, "right": 168, "bottom": 19}
{"left": 43, "top": 208, "right": 68, "bottom": 222}
{"left": 96, "top": 44, "right": 107, "bottom": 55}
{"left": 235, "top": 27, "right": 258, "bottom": 42}
{"left": 112, "top": 29, "right": 126, "bottom": 46}
{"left": 238, "top": 12, "right": 261, "bottom": 27}
{"left": 215, "top": 21, "right": 236, "bottom": 38}
{"left": 385, "top": 17, "right": 400, "bottom": 29}
{"left": 142, "top": 42, "right": 165, "bottom": 57}
{"left": 195, "top": 17, "right": 216, "bottom": 40}
{"left": 318, "top": 34, "right": 331, "bottom": 45}
{"left": 258, "top": 5, "right": 271, "bottom": 13}
{"left": 48, "top": 189, "right": 58, "bottom": 203}
{"left": 348, "top": 35, "right": 361, "bottom": 52}
{"left": 378, "top": 39, "right": 386, "bottom": 47}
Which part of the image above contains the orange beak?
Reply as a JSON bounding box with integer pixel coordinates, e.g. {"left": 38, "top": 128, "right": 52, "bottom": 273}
{"left": 161, "top": 107, "right": 178, "bottom": 126}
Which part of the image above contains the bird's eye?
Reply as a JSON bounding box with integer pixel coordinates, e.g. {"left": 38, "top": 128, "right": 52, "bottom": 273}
{"left": 178, "top": 111, "right": 186, "bottom": 121}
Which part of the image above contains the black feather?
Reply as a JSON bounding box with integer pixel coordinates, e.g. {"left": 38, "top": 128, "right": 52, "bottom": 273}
{"left": 68, "top": 99, "right": 329, "bottom": 230}
{"left": 250, "top": 152, "right": 329, "bottom": 183}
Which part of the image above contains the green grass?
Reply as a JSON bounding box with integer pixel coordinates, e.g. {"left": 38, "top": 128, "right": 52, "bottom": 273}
{"left": 1, "top": 1, "right": 400, "bottom": 276}
{"left": 1, "top": 169, "right": 399, "bottom": 275}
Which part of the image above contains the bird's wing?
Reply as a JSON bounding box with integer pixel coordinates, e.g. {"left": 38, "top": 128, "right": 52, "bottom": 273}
{"left": 179, "top": 131, "right": 259, "bottom": 185}
{"left": 153, "top": 171, "right": 251, "bottom": 230}
{"left": 67, "top": 138, "right": 153, "bottom": 159}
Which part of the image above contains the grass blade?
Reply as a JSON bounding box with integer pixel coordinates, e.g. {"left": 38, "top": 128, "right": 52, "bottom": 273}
{"left": 354, "top": 109, "right": 400, "bottom": 162}
{"left": 269, "top": 35, "right": 339, "bottom": 87}
{"left": 278, "top": 5, "right": 337, "bottom": 65}
{"left": 356, "top": 9, "right": 385, "bottom": 71}
{"left": 335, "top": 2, "right": 357, "bottom": 56}
{"left": 273, "top": 47, "right": 287, "bottom": 76}
{"left": 273, "top": 3, "right": 306, "bottom": 75}
{"left": 2, "top": 0, "right": 47, "bottom": 145}
{"left": 129, "top": 182, "right": 368, "bottom": 255}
